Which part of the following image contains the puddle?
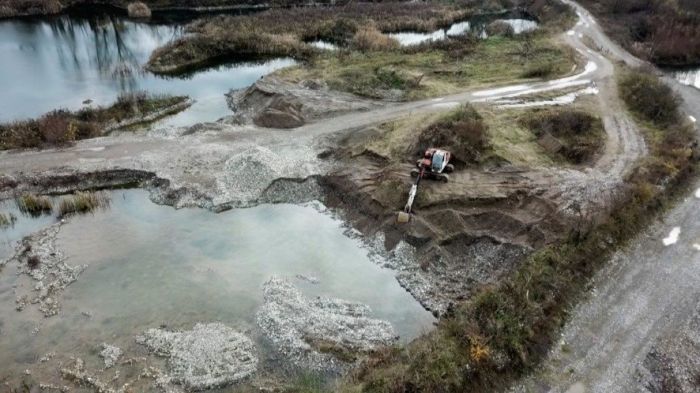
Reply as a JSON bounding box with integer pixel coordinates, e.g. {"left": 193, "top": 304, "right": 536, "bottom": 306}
{"left": 667, "top": 67, "right": 700, "bottom": 89}
{"left": 662, "top": 227, "right": 681, "bottom": 246}
{"left": 0, "top": 189, "right": 434, "bottom": 385}
{"left": 309, "top": 40, "right": 338, "bottom": 50}
{"left": 495, "top": 86, "right": 599, "bottom": 108}
{"left": 0, "top": 13, "right": 294, "bottom": 124}
{"left": 388, "top": 13, "right": 538, "bottom": 46}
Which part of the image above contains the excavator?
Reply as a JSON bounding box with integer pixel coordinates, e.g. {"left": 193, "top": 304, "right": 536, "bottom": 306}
{"left": 397, "top": 148, "right": 453, "bottom": 223}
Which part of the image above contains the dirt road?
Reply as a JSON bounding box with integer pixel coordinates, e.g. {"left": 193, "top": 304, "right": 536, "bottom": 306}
{"left": 512, "top": 2, "right": 700, "bottom": 392}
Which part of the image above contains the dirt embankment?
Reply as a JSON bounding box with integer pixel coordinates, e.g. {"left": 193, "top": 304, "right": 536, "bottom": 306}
{"left": 317, "top": 121, "right": 573, "bottom": 315}
{"left": 226, "top": 76, "right": 380, "bottom": 129}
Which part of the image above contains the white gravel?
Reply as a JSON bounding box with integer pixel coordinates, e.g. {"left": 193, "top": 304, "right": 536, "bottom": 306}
{"left": 256, "top": 277, "right": 397, "bottom": 372}
{"left": 99, "top": 343, "right": 122, "bottom": 369}
{"left": 137, "top": 323, "right": 258, "bottom": 391}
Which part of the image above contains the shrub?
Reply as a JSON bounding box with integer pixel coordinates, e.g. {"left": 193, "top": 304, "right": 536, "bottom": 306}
{"left": 351, "top": 26, "right": 399, "bottom": 52}
{"left": 316, "top": 18, "right": 358, "bottom": 43}
{"left": 15, "top": 194, "right": 53, "bottom": 216}
{"left": 38, "top": 111, "right": 75, "bottom": 145}
{"left": 27, "top": 255, "right": 40, "bottom": 269}
{"left": 486, "top": 20, "right": 515, "bottom": 38}
{"left": 521, "top": 109, "right": 604, "bottom": 164}
{"left": 0, "top": 0, "right": 62, "bottom": 18}
{"left": 521, "top": 62, "right": 556, "bottom": 78}
{"left": 57, "top": 191, "right": 110, "bottom": 217}
{"left": 127, "top": 1, "right": 151, "bottom": 18}
{"left": 0, "top": 212, "right": 17, "bottom": 229}
{"left": 0, "top": 93, "right": 187, "bottom": 150}
{"left": 619, "top": 69, "right": 680, "bottom": 126}
{"left": 413, "top": 104, "right": 489, "bottom": 165}
{"left": 577, "top": 0, "right": 700, "bottom": 66}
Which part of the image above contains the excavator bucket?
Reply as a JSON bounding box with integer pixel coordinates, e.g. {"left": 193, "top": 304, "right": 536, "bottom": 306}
{"left": 397, "top": 211, "right": 411, "bottom": 223}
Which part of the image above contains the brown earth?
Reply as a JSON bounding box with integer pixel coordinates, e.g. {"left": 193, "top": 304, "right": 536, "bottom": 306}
{"left": 317, "top": 122, "right": 574, "bottom": 314}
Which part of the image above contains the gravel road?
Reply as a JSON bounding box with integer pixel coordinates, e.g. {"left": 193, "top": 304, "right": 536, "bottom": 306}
{"left": 512, "top": 2, "right": 700, "bottom": 392}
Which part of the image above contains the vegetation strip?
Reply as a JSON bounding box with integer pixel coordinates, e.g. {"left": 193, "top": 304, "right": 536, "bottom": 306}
{"left": 339, "top": 68, "right": 696, "bottom": 393}
{"left": 576, "top": 0, "right": 700, "bottom": 67}
{"left": 146, "top": 0, "right": 574, "bottom": 76}
{"left": 0, "top": 93, "right": 188, "bottom": 150}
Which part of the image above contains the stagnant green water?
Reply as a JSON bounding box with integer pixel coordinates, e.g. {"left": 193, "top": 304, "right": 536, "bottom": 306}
{"left": 0, "top": 190, "right": 434, "bottom": 386}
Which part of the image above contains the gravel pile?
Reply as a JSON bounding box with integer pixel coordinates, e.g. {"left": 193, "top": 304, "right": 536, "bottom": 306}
{"left": 137, "top": 323, "right": 258, "bottom": 391}
{"left": 256, "top": 277, "right": 397, "bottom": 373}
{"left": 99, "top": 344, "right": 122, "bottom": 369}
{"left": 4, "top": 223, "right": 87, "bottom": 317}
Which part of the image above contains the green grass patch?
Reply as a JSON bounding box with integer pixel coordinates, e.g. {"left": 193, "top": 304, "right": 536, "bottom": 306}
{"left": 480, "top": 107, "right": 555, "bottom": 167}
{"left": 519, "top": 108, "right": 605, "bottom": 164}
{"left": 278, "top": 34, "right": 576, "bottom": 101}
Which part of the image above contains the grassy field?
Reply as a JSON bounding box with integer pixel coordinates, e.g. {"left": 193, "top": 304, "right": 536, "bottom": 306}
{"left": 350, "top": 100, "right": 602, "bottom": 171}
{"left": 147, "top": 0, "right": 575, "bottom": 75}
{"left": 278, "top": 33, "right": 577, "bottom": 101}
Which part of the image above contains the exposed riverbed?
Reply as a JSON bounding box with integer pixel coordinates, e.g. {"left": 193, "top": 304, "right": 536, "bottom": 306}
{"left": 0, "top": 190, "right": 434, "bottom": 389}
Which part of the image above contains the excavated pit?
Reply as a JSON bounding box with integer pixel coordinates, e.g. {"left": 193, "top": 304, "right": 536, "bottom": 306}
{"left": 0, "top": 189, "right": 434, "bottom": 390}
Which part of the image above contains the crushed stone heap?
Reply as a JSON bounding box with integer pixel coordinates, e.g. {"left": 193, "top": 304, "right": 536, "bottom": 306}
{"left": 137, "top": 323, "right": 258, "bottom": 391}
{"left": 257, "top": 277, "right": 397, "bottom": 373}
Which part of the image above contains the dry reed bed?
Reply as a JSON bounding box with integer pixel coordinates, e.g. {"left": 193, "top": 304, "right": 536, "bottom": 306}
{"left": 0, "top": 93, "right": 187, "bottom": 150}
{"left": 13, "top": 192, "right": 111, "bottom": 217}
{"left": 146, "top": 2, "right": 473, "bottom": 73}
{"left": 578, "top": 0, "right": 700, "bottom": 67}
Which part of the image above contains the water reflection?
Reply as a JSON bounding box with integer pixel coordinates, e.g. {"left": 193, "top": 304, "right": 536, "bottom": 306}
{"left": 0, "top": 15, "right": 293, "bottom": 124}
{"left": 669, "top": 68, "right": 700, "bottom": 89}
{"left": 389, "top": 16, "right": 538, "bottom": 46}
{"left": 0, "top": 190, "right": 435, "bottom": 382}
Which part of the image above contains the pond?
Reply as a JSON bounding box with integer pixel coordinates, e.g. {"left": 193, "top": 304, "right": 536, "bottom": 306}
{"left": 0, "top": 13, "right": 294, "bottom": 125}
{"left": 0, "top": 190, "right": 434, "bottom": 386}
{"left": 388, "top": 12, "right": 538, "bottom": 46}
{"left": 309, "top": 39, "right": 338, "bottom": 51}
{"left": 668, "top": 67, "right": 700, "bottom": 89}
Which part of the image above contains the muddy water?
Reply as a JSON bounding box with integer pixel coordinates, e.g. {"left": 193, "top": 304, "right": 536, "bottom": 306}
{"left": 388, "top": 13, "right": 538, "bottom": 46}
{"left": 0, "top": 13, "right": 294, "bottom": 124}
{"left": 0, "top": 190, "right": 434, "bottom": 386}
